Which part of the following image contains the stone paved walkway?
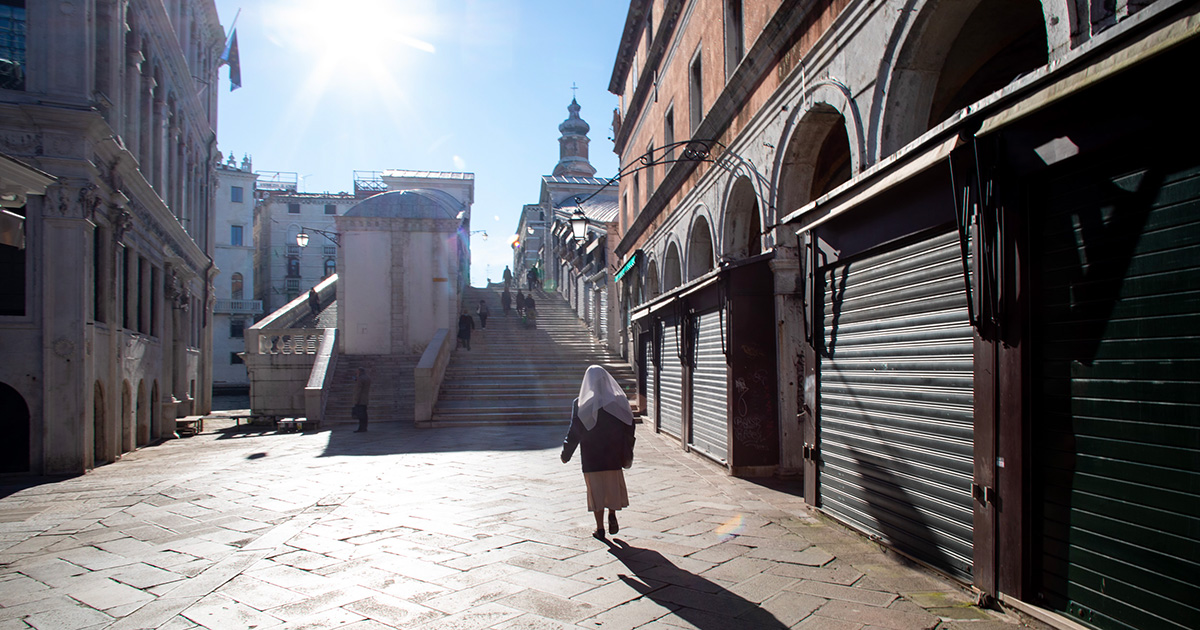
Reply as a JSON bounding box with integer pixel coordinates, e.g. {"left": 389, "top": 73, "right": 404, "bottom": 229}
{"left": 0, "top": 419, "right": 1046, "bottom": 630}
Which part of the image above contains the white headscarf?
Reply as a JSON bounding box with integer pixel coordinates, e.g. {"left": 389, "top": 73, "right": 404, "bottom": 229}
{"left": 577, "top": 365, "right": 634, "bottom": 430}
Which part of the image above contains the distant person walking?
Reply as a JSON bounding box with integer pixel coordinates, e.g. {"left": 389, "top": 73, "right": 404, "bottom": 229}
{"left": 501, "top": 289, "right": 512, "bottom": 316}
{"left": 527, "top": 266, "right": 539, "bottom": 291}
{"left": 524, "top": 295, "right": 537, "bottom": 329}
{"left": 561, "top": 365, "right": 636, "bottom": 539}
{"left": 502, "top": 266, "right": 513, "bottom": 289}
{"left": 352, "top": 367, "right": 371, "bottom": 433}
{"left": 515, "top": 290, "right": 525, "bottom": 317}
{"left": 308, "top": 287, "right": 320, "bottom": 315}
{"left": 457, "top": 310, "right": 475, "bottom": 350}
{"left": 477, "top": 300, "right": 490, "bottom": 328}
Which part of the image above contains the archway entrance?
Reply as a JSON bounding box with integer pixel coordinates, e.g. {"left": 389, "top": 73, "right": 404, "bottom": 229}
{"left": 0, "top": 382, "right": 30, "bottom": 473}
{"left": 93, "top": 382, "right": 108, "bottom": 466}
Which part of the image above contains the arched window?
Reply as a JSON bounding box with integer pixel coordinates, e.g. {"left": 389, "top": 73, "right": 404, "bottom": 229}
{"left": 324, "top": 258, "right": 336, "bottom": 278}
{"left": 230, "top": 273, "right": 243, "bottom": 300}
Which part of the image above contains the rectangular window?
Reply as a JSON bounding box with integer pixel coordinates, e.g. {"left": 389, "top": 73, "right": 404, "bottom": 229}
{"left": 150, "top": 266, "right": 159, "bottom": 336}
{"left": 93, "top": 228, "right": 108, "bottom": 323}
{"left": 724, "top": 0, "right": 744, "bottom": 80}
{"left": 231, "top": 224, "right": 243, "bottom": 246}
{"left": 324, "top": 204, "right": 336, "bottom": 215}
{"left": 0, "top": 207, "right": 24, "bottom": 316}
{"left": 646, "top": 142, "right": 655, "bottom": 195}
{"left": 0, "top": 2, "right": 26, "bottom": 91}
{"left": 288, "top": 203, "right": 300, "bottom": 214}
{"left": 633, "top": 173, "right": 641, "bottom": 213}
{"left": 137, "top": 256, "right": 146, "bottom": 333}
{"left": 664, "top": 107, "right": 675, "bottom": 162}
{"left": 231, "top": 186, "right": 244, "bottom": 203}
{"left": 230, "top": 352, "right": 244, "bottom": 365}
{"left": 121, "top": 246, "right": 131, "bottom": 329}
{"left": 230, "top": 319, "right": 244, "bottom": 338}
{"left": 323, "top": 246, "right": 337, "bottom": 256}
{"left": 689, "top": 49, "right": 704, "bottom": 134}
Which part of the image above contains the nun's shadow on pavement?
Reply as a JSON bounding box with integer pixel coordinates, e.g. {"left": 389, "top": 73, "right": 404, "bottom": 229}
{"left": 603, "top": 538, "right": 789, "bottom": 629}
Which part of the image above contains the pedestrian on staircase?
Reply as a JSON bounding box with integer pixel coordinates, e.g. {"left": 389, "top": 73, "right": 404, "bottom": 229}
{"left": 501, "top": 289, "right": 512, "bottom": 316}
{"left": 515, "top": 290, "right": 525, "bottom": 316}
{"left": 478, "top": 300, "right": 490, "bottom": 328}
{"left": 457, "top": 310, "right": 475, "bottom": 350}
{"left": 502, "top": 266, "right": 513, "bottom": 289}
{"left": 524, "top": 295, "right": 537, "bottom": 329}
{"left": 561, "top": 365, "right": 636, "bottom": 540}
{"left": 352, "top": 368, "right": 371, "bottom": 433}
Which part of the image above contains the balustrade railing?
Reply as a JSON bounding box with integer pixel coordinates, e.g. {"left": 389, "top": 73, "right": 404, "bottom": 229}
{"left": 253, "top": 329, "right": 324, "bottom": 355}
{"left": 214, "top": 298, "right": 264, "bottom": 314}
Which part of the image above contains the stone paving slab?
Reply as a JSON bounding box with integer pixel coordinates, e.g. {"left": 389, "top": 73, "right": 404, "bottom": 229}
{"left": 0, "top": 419, "right": 1049, "bottom": 629}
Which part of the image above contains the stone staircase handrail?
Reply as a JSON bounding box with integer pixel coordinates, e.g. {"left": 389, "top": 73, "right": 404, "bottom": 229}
{"left": 249, "top": 329, "right": 325, "bottom": 355}
{"left": 414, "top": 328, "right": 453, "bottom": 424}
{"left": 248, "top": 273, "right": 337, "bottom": 332}
{"left": 304, "top": 328, "right": 338, "bottom": 424}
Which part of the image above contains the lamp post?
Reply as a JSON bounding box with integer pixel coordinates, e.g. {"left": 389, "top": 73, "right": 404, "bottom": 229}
{"left": 569, "top": 207, "right": 590, "bottom": 243}
{"left": 296, "top": 226, "right": 340, "bottom": 247}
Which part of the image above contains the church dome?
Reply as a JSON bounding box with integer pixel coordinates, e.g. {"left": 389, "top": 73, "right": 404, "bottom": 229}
{"left": 345, "top": 189, "right": 463, "bottom": 219}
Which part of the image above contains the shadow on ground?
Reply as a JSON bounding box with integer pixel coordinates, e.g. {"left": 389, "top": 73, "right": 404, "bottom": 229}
{"left": 604, "top": 538, "right": 789, "bottom": 629}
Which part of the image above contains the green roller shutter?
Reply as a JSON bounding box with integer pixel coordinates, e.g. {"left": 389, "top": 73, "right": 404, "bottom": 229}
{"left": 1032, "top": 161, "right": 1200, "bottom": 630}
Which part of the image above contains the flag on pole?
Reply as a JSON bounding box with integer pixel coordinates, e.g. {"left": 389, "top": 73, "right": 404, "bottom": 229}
{"left": 220, "top": 27, "right": 241, "bottom": 91}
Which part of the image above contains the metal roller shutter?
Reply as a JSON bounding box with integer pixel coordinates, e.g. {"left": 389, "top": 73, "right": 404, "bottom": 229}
{"left": 1032, "top": 162, "right": 1200, "bottom": 630}
{"left": 599, "top": 287, "right": 608, "bottom": 341}
{"left": 579, "top": 279, "right": 588, "bottom": 321}
{"left": 659, "top": 319, "right": 684, "bottom": 438}
{"left": 691, "top": 309, "right": 728, "bottom": 462}
{"left": 819, "top": 228, "right": 975, "bottom": 580}
{"left": 645, "top": 331, "right": 657, "bottom": 428}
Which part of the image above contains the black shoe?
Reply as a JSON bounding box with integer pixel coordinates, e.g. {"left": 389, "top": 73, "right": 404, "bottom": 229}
{"left": 354, "top": 429, "right": 367, "bottom": 433}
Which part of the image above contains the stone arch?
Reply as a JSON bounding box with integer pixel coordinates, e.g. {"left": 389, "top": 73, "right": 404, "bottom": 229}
{"left": 230, "top": 272, "right": 243, "bottom": 300}
{"left": 663, "top": 241, "right": 683, "bottom": 293}
{"left": 136, "top": 380, "right": 149, "bottom": 447}
{"left": 94, "top": 381, "right": 109, "bottom": 467}
{"left": 122, "top": 380, "right": 133, "bottom": 454}
{"left": 0, "top": 382, "right": 30, "bottom": 473}
{"left": 687, "top": 214, "right": 715, "bottom": 281}
{"left": 150, "top": 380, "right": 160, "bottom": 441}
{"left": 723, "top": 175, "right": 762, "bottom": 261}
{"left": 877, "top": 0, "right": 1048, "bottom": 155}
{"left": 775, "top": 103, "right": 855, "bottom": 241}
{"left": 645, "top": 258, "right": 660, "bottom": 300}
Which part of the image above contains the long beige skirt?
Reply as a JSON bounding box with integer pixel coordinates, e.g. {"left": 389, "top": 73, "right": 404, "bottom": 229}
{"left": 584, "top": 469, "right": 629, "bottom": 511}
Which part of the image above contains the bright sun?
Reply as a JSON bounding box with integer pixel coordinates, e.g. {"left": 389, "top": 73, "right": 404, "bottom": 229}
{"left": 266, "top": 0, "right": 437, "bottom": 81}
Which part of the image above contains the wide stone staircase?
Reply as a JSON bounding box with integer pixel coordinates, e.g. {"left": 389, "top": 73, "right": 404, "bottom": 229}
{"left": 426, "top": 283, "right": 636, "bottom": 427}
{"left": 323, "top": 354, "right": 419, "bottom": 426}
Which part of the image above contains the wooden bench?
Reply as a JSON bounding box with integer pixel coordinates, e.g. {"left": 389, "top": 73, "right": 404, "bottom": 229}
{"left": 175, "top": 416, "right": 204, "bottom": 437}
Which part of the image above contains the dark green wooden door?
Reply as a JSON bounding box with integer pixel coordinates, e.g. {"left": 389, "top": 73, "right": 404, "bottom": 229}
{"left": 1032, "top": 159, "right": 1200, "bottom": 630}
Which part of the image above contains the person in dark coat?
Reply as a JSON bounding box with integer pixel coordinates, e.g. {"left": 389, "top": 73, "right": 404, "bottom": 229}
{"left": 308, "top": 287, "right": 320, "bottom": 314}
{"left": 561, "top": 366, "right": 635, "bottom": 539}
{"left": 502, "top": 266, "right": 513, "bottom": 289}
{"left": 515, "top": 290, "right": 525, "bottom": 316}
{"left": 524, "top": 295, "right": 537, "bottom": 328}
{"left": 352, "top": 367, "right": 371, "bottom": 433}
{"left": 457, "top": 310, "right": 475, "bottom": 350}
{"left": 501, "top": 289, "right": 512, "bottom": 316}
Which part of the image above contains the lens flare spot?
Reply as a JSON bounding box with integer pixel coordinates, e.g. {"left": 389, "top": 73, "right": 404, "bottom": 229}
{"left": 716, "top": 514, "right": 745, "bottom": 542}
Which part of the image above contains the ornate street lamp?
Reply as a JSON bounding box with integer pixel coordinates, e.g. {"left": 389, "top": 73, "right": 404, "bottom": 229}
{"left": 569, "top": 206, "right": 590, "bottom": 243}
{"left": 296, "top": 226, "right": 340, "bottom": 247}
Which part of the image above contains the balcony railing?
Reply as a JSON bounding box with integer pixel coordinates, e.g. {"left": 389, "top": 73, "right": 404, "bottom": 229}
{"left": 214, "top": 298, "right": 264, "bottom": 314}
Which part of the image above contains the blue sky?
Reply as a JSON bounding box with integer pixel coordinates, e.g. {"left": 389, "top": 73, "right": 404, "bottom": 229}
{"left": 213, "top": 0, "right": 626, "bottom": 286}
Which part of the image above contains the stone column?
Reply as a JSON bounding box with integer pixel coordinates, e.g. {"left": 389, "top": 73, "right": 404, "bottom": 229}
{"left": 151, "top": 94, "right": 166, "bottom": 193}
{"left": 770, "top": 247, "right": 805, "bottom": 476}
{"left": 139, "top": 74, "right": 155, "bottom": 172}
{"left": 124, "top": 46, "right": 143, "bottom": 158}
{"left": 41, "top": 214, "right": 94, "bottom": 474}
